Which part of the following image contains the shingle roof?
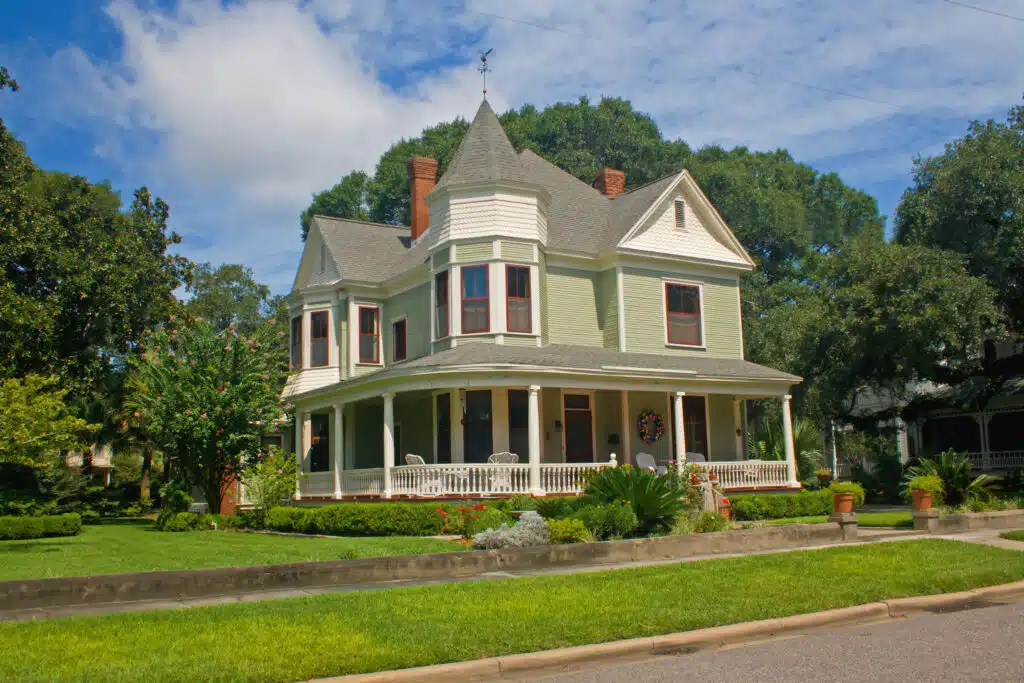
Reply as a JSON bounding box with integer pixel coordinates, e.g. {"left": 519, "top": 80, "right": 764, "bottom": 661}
{"left": 603, "top": 173, "right": 682, "bottom": 250}
{"left": 313, "top": 216, "right": 422, "bottom": 284}
{"left": 432, "top": 100, "right": 528, "bottom": 194}
{"left": 290, "top": 343, "right": 799, "bottom": 399}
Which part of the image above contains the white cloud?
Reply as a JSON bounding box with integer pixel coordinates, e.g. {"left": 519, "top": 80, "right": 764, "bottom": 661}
{"left": 20, "top": 0, "right": 1024, "bottom": 291}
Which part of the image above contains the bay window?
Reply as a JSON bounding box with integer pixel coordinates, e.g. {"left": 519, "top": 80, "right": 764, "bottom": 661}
{"left": 665, "top": 282, "right": 703, "bottom": 346}
{"left": 461, "top": 265, "right": 489, "bottom": 334}
{"left": 435, "top": 271, "right": 449, "bottom": 338}
{"left": 506, "top": 265, "right": 531, "bottom": 333}
{"left": 358, "top": 306, "right": 380, "bottom": 363}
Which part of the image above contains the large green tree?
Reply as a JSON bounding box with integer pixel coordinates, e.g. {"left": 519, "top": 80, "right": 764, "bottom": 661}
{"left": 0, "top": 375, "right": 96, "bottom": 467}
{"left": 128, "top": 320, "right": 288, "bottom": 513}
{"left": 185, "top": 262, "right": 273, "bottom": 334}
{"left": 896, "top": 100, "right": 1024, "bottom": 336}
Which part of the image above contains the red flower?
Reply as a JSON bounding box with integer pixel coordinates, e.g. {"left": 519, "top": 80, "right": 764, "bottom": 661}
{"left": 720, "top": 498, "right": 730, "bottom": 506}
{"left": 458, "top": 507, "right": 466, "bottom": 514}
{"left": 473, "top": 504, "right": 486, "bottom": 511}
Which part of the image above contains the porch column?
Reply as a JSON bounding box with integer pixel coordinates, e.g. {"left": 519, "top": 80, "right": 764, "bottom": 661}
{"left": 383, "top": 393, "right": 395, "bottom": 499}
{"left": 293, "top": 410, "right": 304, "bottom": 500}
{"left": 619, "top": 390, "right": 632, "bottom": 465}
{"left": 672, "top": 392, "right": 686, "bottom": 471}
{"left": 332, "top": 402, "right": 345, "bottom": 499}
{"left": 975, "top": 414, "right": 989, "bottom": 472}
{"left": 782, "top": 394, "right": 798, "bottom": 486}
{"left": 528, "top": 385, "right": 543, "bottom": 495}
{"left": 733, "top": 398, "right": 744, "bottom": 460}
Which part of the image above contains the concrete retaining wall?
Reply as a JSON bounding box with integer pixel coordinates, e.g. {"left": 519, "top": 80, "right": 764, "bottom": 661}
{"left": 0, "top": 523, "right": 843, "bottom": 612}
{"left": 913, "top": 508, "right": 1024, "bottom": 533}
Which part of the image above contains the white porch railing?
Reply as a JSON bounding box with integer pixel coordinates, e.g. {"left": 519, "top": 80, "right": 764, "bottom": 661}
{"left": 965, "top": 450, "right": 1024, "bottom": 471}
{"left": 301, "top": 471, "right": 335, "bottom": 497}
{"left": 391, "top": 464, "right": 533, "bottom": 497}
{"left": 702, "top": 460, "right": 790, "bottom": 489}
{"left": 341, "top": 468, "right": 386, "bottom": 496}
{"left": 541, "top": 463, "right": 612, "bottom": 494}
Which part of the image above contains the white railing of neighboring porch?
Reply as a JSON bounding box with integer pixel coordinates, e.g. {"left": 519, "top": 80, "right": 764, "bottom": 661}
{"left": 964, "top": 450, "right": 1024, "bottom": 471}
{"left": 702, "top": 460, "right": 790, "bottom": 489}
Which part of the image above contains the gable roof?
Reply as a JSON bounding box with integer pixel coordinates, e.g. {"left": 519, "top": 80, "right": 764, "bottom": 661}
{"left": 431, "top": 100, "right": 528, "bottom": 194}
{"left": 310, "top": 216, "right": 425, "bottom": 285}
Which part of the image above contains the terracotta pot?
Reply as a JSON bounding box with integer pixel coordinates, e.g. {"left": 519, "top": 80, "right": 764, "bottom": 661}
{"left": 911, "top": 489, "right": 933, "bottom": 512}
{"left": 816, "top": 474, "right": 831, "bottom": 485}
{"left": 832, "top": 492, "right": 854, "bottom": 514}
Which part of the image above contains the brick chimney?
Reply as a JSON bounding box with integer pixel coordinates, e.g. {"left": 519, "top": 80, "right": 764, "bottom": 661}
{"left": 408, "top": 156, "right": 438, "bottom": 240}
{"left": 594, "top": 168, "right": 626, "bottom": 198}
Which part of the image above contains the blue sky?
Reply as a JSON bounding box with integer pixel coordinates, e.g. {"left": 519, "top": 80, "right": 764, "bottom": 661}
{"left": 2, "top": 0, "right": 1022, "bottom": 293}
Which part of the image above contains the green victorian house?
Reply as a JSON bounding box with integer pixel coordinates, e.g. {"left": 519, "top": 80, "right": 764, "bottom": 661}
{"left": 279, "top": 100, "right": 802, "bottom": 501}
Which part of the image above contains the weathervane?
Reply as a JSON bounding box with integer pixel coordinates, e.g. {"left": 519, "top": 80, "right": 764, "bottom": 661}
{"left": 478, "top": 48, "right": 493, "bottom": 99}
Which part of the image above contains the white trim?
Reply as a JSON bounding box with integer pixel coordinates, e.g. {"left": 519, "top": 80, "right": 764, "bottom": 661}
{"left": 661, "top": 279, "right": 707, "bottom": 349}
{"left": 353, "top": 302, "right": 383, "bottom": 366}
{"left": 561, "top": 389, "right": 598, "bottom": 464}
{"left": 618, "top": 171, "right": 686, "bottom": 244}
{"left": 615, "top": 266, "right": 626, "bottom": 352}
{"left": 620, "top": 390, "right": 631, "bottom": 465}
{"left": 736, "top": 285, "right": 745, "bottom": 359}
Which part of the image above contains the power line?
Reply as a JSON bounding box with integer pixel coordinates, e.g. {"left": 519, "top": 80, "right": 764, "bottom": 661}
{"left": 937, "top": 0, "right": 1024, "bottom": 22}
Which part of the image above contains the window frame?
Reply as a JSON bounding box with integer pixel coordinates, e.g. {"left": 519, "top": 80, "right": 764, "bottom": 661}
{"left": 309, "top": 310, "right": 330, "bottom": 367}
{"left": 505, "top": 264, "right": 532, "bottom": 334}
{"left": 460, "top": 264, "right": 490, "bottom": 335}
{"left": 663, "top": 281, "right": 705, "bottom": 348}
{"left": 290, "top": 315, "right": 303, "bottom": 369}
{"left": 357, "top": 305, "right": 381, "bottom": 365}
{"left": 434, "top": 270, "right": 449, "bottom": 340}
{"left": 392, "top": 316, "right": 408, "bottom": 363}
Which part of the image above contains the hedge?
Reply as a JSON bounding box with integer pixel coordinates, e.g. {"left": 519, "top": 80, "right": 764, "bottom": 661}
{"left": 0, "top": 513, "right": 82, "bottom": 540}
{"left": 729, "top": 490, "right": 832, "bottom": 521}
{"left": 264, "top": 501, "right": 500, "bottom": 537}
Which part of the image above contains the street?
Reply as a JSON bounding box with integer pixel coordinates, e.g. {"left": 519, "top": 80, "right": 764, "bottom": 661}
{"left": 529, "top": 599, "right": 1024, "bottom": 683}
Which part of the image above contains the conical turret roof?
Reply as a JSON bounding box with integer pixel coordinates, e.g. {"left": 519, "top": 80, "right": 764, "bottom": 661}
{"left": 432, "top": 100, "right": 527, "bottom": 192}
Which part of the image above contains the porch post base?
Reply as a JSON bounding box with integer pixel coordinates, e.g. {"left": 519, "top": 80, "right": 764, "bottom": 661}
{"left": 827, "top": 512, "right": 858, "bottom": 540}
{"left": 530, "top": 488, "right": 546, "bottom": 497}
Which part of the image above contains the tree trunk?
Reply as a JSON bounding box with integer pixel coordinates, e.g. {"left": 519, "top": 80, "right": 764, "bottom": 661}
{"left": 140, "top": 445, "right": 152, "bottom": 504}
{"left": 202, "top": 477, "right": 223, "bottom": 515}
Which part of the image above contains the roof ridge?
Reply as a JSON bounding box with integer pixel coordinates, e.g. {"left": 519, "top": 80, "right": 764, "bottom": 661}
{"left": 612, "top": 170, "right": 684, "bottom": 198}
{"left": 313, "top": 215, "right": 410, "bottom": 231}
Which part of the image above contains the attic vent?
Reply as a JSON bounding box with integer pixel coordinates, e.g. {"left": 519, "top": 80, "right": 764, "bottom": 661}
{"left": 674, "top": 200, "right": 685, "bottom": 230}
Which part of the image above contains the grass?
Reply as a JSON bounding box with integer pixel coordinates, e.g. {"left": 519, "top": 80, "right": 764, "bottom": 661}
{"left": 0, "top": 539, "right": 1020, "bottom": 682}
{"left": 1001, "top": 530, "right": 1024, "bottom": 542}
{"left": 762, "top": 511, "right": 913, "bottom": 528}
{"left": 0, "top": 519, "right": 461, "bottom": 581}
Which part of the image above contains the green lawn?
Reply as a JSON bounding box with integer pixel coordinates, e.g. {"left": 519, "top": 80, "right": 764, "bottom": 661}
{"left": 0, "top": 520, "right": 461, "bottom": 581}
{"left": 0, "top": 539, "right": 1020, "bottom": 682}
{"left": 1001, "top": 530, "right": 1024, "bottom": 542}
{"left": 762, "top": 511, "right": 913, "bottom": 528}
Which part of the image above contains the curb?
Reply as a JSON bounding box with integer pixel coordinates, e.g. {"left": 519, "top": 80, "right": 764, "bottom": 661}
{"left": 313, "top": 581, "right": 1024, "bottom": 683}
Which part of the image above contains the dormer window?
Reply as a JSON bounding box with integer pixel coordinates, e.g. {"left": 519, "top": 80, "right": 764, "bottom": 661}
{"left": 674, "top": 200, "right": 685, "bottom": 230}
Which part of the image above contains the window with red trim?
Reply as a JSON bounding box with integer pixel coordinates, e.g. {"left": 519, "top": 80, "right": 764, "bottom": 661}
{"left": 506, "top": 265, "right": 531, "bottom": 333}
{"left": 392, "top": 318, "right": 407, "bottom": 362}
{"left": 665, "top": 283, "right": 702, "bottom": 346}
{"left": 435, "top": 271, "right": 449, "bottom": 338}
{"left": 461, "top": 265, "right": 489, "bottom": 334}
{"left": 290, "top": 316, "right": 302, "bottom": 369}
{"left": 358, "top": 306, "right": 380, "bottom": 363}
{"left": 310, "top": 311, "right": 329, "bottom": 367}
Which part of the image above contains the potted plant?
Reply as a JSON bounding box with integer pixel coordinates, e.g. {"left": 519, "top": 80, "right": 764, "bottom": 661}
{"left": 908, "top": 474, "right": 943, "bottom": 512}
{"left": 829, "top": 481, "right": 865, "bottom": 514}
{"left": 815, "top": 467, "right": 832, "bottom": 486}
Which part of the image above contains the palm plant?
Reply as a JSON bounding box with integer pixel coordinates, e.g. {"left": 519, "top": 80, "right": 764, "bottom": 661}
{"left": 747, "top": 416, "right": 824, "bottom": 481}
{"left": 903, "top": 450, "right": 997, "bottom": 506}
{"left": 584, "top": 466, "right": 683, "bottom": 535}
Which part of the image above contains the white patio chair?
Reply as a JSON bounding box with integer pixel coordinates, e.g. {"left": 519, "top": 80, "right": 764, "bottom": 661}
{"left": 686, "top": 451, "right": 706, "bottom": 463}
{"left": 487, "top": 452, "right": 519, "bottom": 492}
{"left": 636, "top": 452, "right": 667, "bottom": 475}
{"left": 404, "top": 453, "right": 443, "bottom": 496}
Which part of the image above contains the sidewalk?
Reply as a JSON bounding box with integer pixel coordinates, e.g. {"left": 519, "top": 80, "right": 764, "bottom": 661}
{"left": 2, "top": 527, "right": 1018, "bottom": 623}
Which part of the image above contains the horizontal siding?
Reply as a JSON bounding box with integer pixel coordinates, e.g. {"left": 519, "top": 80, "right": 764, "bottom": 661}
{"left": 502, "top": 241, "right": 534, "bottom": 262}
{"left": 621, "top": 267, "right": 743, "bottom": 359}
{"left": 707, "top": 394, "right": 738, "bottom": 461}
{"left": 539, "top": 251, "right": 549, "bottom": 344}
{"left": 442, "top": 191, "right": 542, "bottom": 244}
{"left": 458, "top": 335, "right": 495, "bottom": 345}
{"left": 352, "top": 364, "right": 383, "bottom": 378}
{"left": 353, "top": 403, "right": 383, "bottom": 469}
{"left": 545, "top": 267, "right": 604, "bottom": 348}
{"left": 455, "top": 241, "right": 494, "bottom": 262}
{"left": 432, "top": 249, "right": 450, "bottom": 269}
{"left": 628, "top": 391, "right": 671, "bottom": 463}
{"left": 395, "top": 394, "right": 433, "bottom": 461}
{"left": 599, "top": 268, "right": 619, "bottom": 350}
{"left": 282, "top": 367, "right": 338, "bottom": 397}
{"left": 503, "top": 335, "right": 537, "bottom": 347}
{"left": 383, "top": 283, "right": 430, "bottom": 364}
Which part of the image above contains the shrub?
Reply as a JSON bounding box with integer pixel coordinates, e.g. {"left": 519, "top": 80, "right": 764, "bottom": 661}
{"left": 904, "top": 450, "right": 997, "bottom": 506}
{"left": 496, "top": 494, "right": 539, "bottom": 512}
{"left": 0, "top": 513, "right": 82, "bottom": 540}
{"left": 548, "top": 518, "right": 590, "bottom": 544}
{"left": 829, "top": 481, "right": 866, "bottom": 507}
{"left": 264, "top": 502, "right": 496, "bottom": 537}
{"left": 570, "top": 501, "right": 638, "bottom": 540}
{"left": 159, "top": 512, "right": 212, "bottom": 532}
{"left": 694, "top": 511, "right": 729, "bottom": 533}
{"left": 471, "top": 511, "right": 550, "bottom": 550}
{"left": 265, "top": 506, "right": 309, "bottom": 532}
{"left": 908, "top": 474, "right": 944, "bottom": 495}
{"left": 241, "top": 447, "right": 297, "bottom": 526}
{"left": 584, "top": 467, "right": 683, "bottom": 535}
{"left": 729, "top": 490, "right": 832, "bottom": 521}
{"left": 470, "top": 507, "right": 512, "bottom": 536}
{"left": 166, "top": 490, "right": 193, "bottom": 514}
{"left": 209, "top": 514, "right": 246, "bottom": 530}
{"left": 534, "top": 496, "right": 576, "bottom": 519}
{"left": 41, "top": 513, "right": 82, "bottom": 537}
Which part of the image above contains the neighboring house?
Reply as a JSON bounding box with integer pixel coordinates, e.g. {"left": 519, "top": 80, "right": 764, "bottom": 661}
{"left": 65, "top": 443, "right": 115, "bottom": 486}
{"left": 281, "top": 99, "right": 802, "bottom": 500}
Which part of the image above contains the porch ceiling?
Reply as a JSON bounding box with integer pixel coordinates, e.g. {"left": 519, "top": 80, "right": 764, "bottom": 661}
{"left": 293, "top": 343, "right": 800, "bottom": 405}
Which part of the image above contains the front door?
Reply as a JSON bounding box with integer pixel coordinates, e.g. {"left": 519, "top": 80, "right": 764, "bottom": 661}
{"left": 563, "top": 393, "right": 594, "bottom": 463}
{"left": 463, "top": 390, "right": 493, "bottom": 463}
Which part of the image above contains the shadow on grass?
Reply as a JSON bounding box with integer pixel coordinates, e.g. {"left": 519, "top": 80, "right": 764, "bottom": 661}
{"left": 0, "top": 541, "right": 73, "bottom": 554}
{"left": 88, "top": 518, "right": 154, "bottom": 528}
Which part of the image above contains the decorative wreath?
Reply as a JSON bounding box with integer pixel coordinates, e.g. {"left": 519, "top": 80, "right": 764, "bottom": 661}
{"left": 636, "top": 409, "right": 665, "bottom": 445}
